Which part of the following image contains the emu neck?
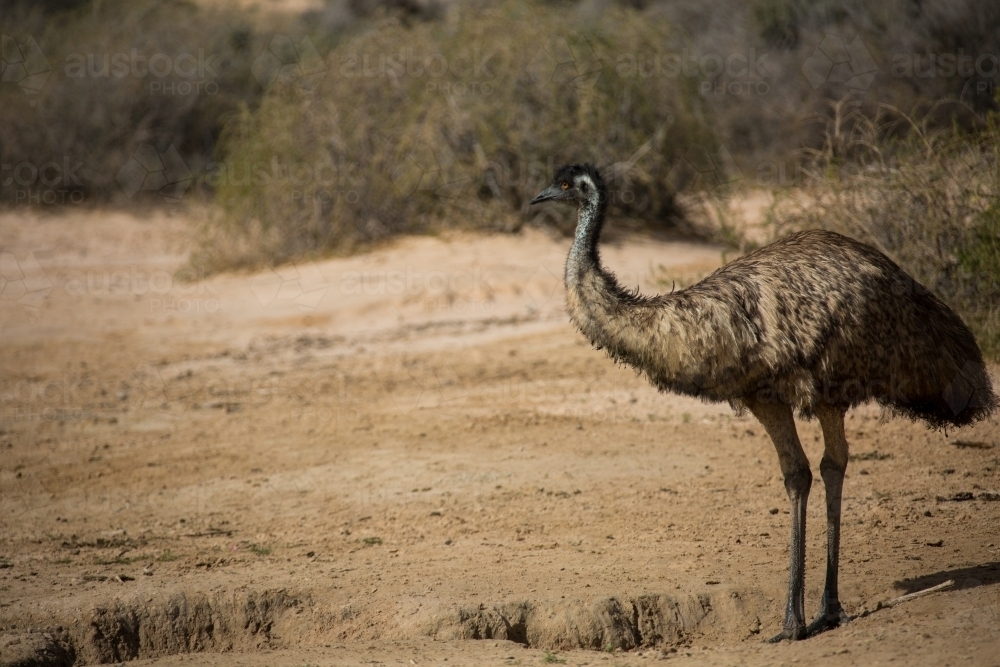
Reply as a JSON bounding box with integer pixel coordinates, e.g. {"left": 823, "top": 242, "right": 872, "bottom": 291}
{"left": 562, "top": 191, "right": 748, "bottom": 400}
{"left": 564, "top": 192, "right": 634, "bottom": 348}
{"left": 562, "top": 194, "right": 711, "bottom": 397}
{"left": 565, "top": 194, "right": 606, "bottom": 286}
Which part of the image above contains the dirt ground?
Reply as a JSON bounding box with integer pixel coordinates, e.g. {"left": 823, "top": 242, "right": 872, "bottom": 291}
{"left": 1, "top": 207, "right": 999, "bottom": 667}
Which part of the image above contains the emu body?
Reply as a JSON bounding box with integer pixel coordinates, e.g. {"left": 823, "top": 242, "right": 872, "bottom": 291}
{"left": 531, "top": 164, "right": 997, "bottom": 640}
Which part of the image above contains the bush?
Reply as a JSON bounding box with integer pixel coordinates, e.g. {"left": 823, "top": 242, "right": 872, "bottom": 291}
{"left": 196, "top": 1, "right": 717, "bottom": 269}
{"left": 0, "top": 0, "right": 263, "bottom": 205}
{"left": 768, "top": 106, "right": 1000, "bottom": 358}
{"left": 642, "top": 0, "right": 1000, "bottom": 175}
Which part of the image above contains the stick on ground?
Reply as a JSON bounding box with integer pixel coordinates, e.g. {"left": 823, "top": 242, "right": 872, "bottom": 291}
{"left": 883, "top": 580, "right": 955, "bottom": 608}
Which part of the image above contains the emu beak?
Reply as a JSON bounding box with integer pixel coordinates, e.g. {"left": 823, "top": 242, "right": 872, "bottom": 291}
{"left": 530, "top": 186, "right": 562, "bottom": 205}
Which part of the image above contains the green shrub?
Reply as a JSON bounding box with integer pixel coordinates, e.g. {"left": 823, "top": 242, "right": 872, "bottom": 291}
{"left": 248, "top": 543, "right": 272, "bottom": 556}
{"left": 196, "top": 1, "right": 716, "bottom": 269}
{"left": 957, "top": 203, "right": 1000, "bottom": 357}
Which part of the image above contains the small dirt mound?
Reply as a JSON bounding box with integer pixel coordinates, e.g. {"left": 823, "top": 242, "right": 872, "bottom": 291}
{"left": 1, "top": 589, "right": 301, "bottom": 667}
{"left": 410, "top": 589, "right": 759, "bottom": 651}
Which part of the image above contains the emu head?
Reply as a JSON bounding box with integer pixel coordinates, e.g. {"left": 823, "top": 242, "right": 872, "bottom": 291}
{"left": 530, "top": 164, "right": 605, "bottom": 208}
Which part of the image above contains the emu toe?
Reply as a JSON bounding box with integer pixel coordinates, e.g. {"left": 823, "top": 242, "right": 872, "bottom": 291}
{"left": 806, "top": 604, "right": 851, "bottom": 637}
{"left": 766, "top": 624, "right": 809, "bottom": 643}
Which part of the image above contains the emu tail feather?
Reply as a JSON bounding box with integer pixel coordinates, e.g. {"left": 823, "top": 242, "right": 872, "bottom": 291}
{"left": 879, "top": 359, "right": 998, "bottom": 429}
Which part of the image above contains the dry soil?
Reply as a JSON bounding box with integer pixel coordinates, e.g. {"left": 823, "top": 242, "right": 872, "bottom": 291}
{"left": 1, "top": 208, "right": 998, "bottom": 666}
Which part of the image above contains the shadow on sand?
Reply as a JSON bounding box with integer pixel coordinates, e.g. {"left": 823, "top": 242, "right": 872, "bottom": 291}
{"left": 893, "top": 561, "right": 1000, "bottom": 594}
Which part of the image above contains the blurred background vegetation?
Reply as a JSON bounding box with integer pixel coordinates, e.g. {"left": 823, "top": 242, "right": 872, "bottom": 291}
{"left": 1, "top": 0, "right": 998, "bottom": 353}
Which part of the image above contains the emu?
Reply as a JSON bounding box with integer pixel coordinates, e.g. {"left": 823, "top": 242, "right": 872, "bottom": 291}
{"left": 530, "top": 164, "right": 997, "bottom": 641}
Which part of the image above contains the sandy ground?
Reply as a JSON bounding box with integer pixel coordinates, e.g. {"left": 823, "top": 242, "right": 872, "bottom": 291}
{"left": 1, "top": 207, "right": 999, "bottom": 666}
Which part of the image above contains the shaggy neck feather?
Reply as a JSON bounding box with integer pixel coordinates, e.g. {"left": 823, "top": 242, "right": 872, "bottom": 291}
{"left": 564, "top": 191, "right": 651, "bottom": 348}
{"left": 566, "top": 194, "right": 605, "bottom": 281}
{"left": 563, "top": 190, "right": 705, "bottom": 392}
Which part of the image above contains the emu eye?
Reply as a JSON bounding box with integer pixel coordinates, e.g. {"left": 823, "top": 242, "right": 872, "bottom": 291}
{"left": 560, "top": 182, "right": 570, "bottom": 190}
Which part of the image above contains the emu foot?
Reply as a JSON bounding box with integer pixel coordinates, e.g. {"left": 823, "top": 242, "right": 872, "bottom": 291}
{"left": 806, "top": 604, "right": 850, "bottom": 637}
{"left": 765, "top": 624, "right": 808, "bottom": 643}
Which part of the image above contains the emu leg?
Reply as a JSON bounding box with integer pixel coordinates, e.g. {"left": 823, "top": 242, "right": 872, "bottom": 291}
{"left": 808, "top": 404, "right": 851, "bottom": 636}
{"left": 746, "top": 399, "right": 812, "bottom": 642}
